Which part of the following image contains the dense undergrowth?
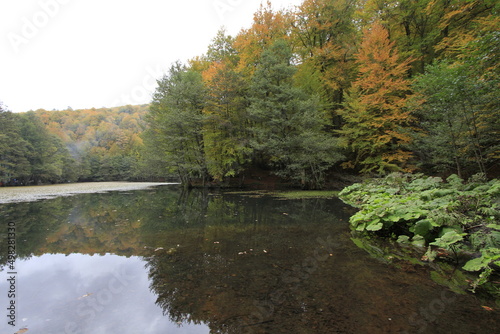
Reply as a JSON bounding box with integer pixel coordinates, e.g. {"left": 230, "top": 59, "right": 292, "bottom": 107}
{"left": 339, "top": 173, "right": 500, "bottom": 298}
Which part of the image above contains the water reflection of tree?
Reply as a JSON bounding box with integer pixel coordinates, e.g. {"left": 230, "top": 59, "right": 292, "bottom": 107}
{"left": 0, "top": 198, "right": 74, "bottom": 267}
{"left": 2, "top": 189, "right": 499, "bottom": 333}
{"left": 0, "top": 186, "right": 184, "bottom": 265}
{"left": 145, "top": 194, "right": 356, "bottom": 333}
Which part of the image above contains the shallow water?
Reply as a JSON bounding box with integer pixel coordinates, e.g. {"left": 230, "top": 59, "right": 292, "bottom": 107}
{"left": 0, "top": 186, "right": 498, "bottom": 333}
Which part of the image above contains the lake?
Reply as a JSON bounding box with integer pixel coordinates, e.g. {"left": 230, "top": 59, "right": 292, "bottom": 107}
{"left": 0, "top": 185, "right": 498, "bottom": 333}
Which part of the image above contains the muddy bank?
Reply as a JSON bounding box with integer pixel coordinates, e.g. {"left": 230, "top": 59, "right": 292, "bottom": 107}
{"left": 0, "top": 182, "right": 175, "bottom": 204}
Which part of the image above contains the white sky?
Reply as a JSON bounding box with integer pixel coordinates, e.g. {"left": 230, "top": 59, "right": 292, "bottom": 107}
{"left": 0, "top": 0, "right": 303, "bottom": 113}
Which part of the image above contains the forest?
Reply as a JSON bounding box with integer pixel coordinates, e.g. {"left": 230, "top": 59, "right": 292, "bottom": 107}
{"left": 0, "top": 104, "right": 148, "bottom": 185}
{"left": 1, "top": 0, "right": 499, "bottom": 188}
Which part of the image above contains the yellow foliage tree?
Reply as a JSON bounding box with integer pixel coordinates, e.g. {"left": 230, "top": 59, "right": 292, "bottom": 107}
{"left": 338, "top": 22, "right": 415, "bottom": 174}
{"left": 233, "top": 1, "right": 293, "bottom": 78}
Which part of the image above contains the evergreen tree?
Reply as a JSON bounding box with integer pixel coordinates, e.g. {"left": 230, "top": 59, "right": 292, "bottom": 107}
{"left": 18, "top": 112, "right": 75, "bottom": 184}
{"left": 0, "top": 105, "right": 30, "bottom": 184}
{"left": 249, "top": 40, "right": 342, "bottom": 188}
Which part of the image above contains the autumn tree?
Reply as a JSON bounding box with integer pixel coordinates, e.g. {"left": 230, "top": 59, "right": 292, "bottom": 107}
{"left": 359, "top": 0, "right": 497, "bottom": 74}
{"left": 360, "top": 0, "right": 438, "bottom": 73}
{"left": 338, "top": 22, "right": 414, "bottom": 174}
{"left": 431, "top": 0, "right": 497, "bottom": 59}
{"left": 205, "top": 28, "right": 239, "bottom": 65}
{"left": 292, "top": 0, "right": 358, "bottom": 121}
{"left": 234, "top": 1, "right": 294, "bottom": 78}
{"left": 35, "top": 105, "right": 148, "bottom": 181}
{"left": 407, "top": 5, "right": 499, "bottom": 177}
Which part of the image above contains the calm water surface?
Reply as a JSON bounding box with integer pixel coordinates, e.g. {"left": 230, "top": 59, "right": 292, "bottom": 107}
{"left": 0, "top": 186, "right": 498, "bottom": 334}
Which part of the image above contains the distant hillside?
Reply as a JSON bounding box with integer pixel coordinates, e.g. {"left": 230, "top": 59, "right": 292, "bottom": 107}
{"left": 34, "top": 105, "right": 150, "bottom": 181}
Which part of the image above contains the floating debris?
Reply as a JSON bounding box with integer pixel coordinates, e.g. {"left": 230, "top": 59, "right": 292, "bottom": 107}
{"left": 77, "top": 293, "right": 93, "bottom": 300}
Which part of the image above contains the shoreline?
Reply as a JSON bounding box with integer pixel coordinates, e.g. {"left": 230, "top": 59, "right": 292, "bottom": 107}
{"left": 0, "top": 182, "right": 176, "bottom": 204}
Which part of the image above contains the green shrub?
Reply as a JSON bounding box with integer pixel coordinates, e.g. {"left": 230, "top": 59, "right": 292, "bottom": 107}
{"left": 339, "top": 173, "right": 500, "bottom": 293}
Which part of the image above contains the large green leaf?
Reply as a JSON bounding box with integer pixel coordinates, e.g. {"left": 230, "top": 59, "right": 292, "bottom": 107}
{"left": 429, "top": 231, "right": 465, "bottom": 248}
{"left": 412, "top": 219, "right": 434, "bottom": 236}
{"left": 463, "top": 248, "right": 500, "bottom": 272}
{"left": 366, "top": 222, "right": 383, "bottom": 231}
{"left": 463, "top": 257, "right": 487, "bottom": 272}
{"left": 487, "top": 224, "right": 500, "bottom": 230}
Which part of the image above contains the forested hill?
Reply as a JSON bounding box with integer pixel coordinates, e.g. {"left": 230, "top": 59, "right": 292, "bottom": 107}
{"left": 0, "top": 105, "right": 150, "bottom": 185}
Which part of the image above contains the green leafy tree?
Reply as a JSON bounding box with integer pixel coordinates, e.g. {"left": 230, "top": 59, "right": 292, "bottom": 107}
{"left": 203, "top": 60, "right": 251, "bottom": 181}
{"left": 0, "top": 106, "right": 76, "bottom": 184}
{"left": 146, "top": 62, "right": 208, "bottom": 186}
{"left": 205, "top": 28, "right": 239, "bottom": 65}
{"left": 248, "top": 40, "right": 343, "bottom": 188}
{"left": 0, "top": 104, "right": 30, "bottom": 183}
{"left": 18, "top": 112, "right": 76, "bottom": 184}
{"left": 410, "top": 61, "right": 499, "bottom": 177}
{"left": 199, "top": 30, "right": 252, "bottom": 182}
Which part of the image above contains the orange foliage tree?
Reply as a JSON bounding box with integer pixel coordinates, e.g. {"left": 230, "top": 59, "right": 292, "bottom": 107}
{"left": 338, "top": 22, "right": 415, "bottom": 174}
{"left": 233, "top": 1, "right": 293, "bottom": 78}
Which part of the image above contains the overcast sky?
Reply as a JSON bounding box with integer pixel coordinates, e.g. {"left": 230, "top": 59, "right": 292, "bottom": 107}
{"left": 0, "top": 0, "right": 303, "bottom": 113}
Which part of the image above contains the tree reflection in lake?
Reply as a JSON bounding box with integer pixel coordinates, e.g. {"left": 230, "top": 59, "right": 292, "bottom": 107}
{"left": 0, "top": 186, "right": 499, "bottom": 333}
{"left": 144, "top": 192, "right": 353, "bottom": 333}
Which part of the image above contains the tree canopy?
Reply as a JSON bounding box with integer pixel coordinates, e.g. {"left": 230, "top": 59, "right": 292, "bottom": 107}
{"left": 2, "top": 0, "right": 498, "bottom": 187}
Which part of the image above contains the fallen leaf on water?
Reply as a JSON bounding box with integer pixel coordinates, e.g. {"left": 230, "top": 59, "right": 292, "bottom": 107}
{"left": 481, "top": 306, "right": 494, "bottom": 311}
{"left": 15, "top": 328, "right": 28, "bottom": 334}
{"left": 77, "top": 293, "right": 93, "bottom": 300}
